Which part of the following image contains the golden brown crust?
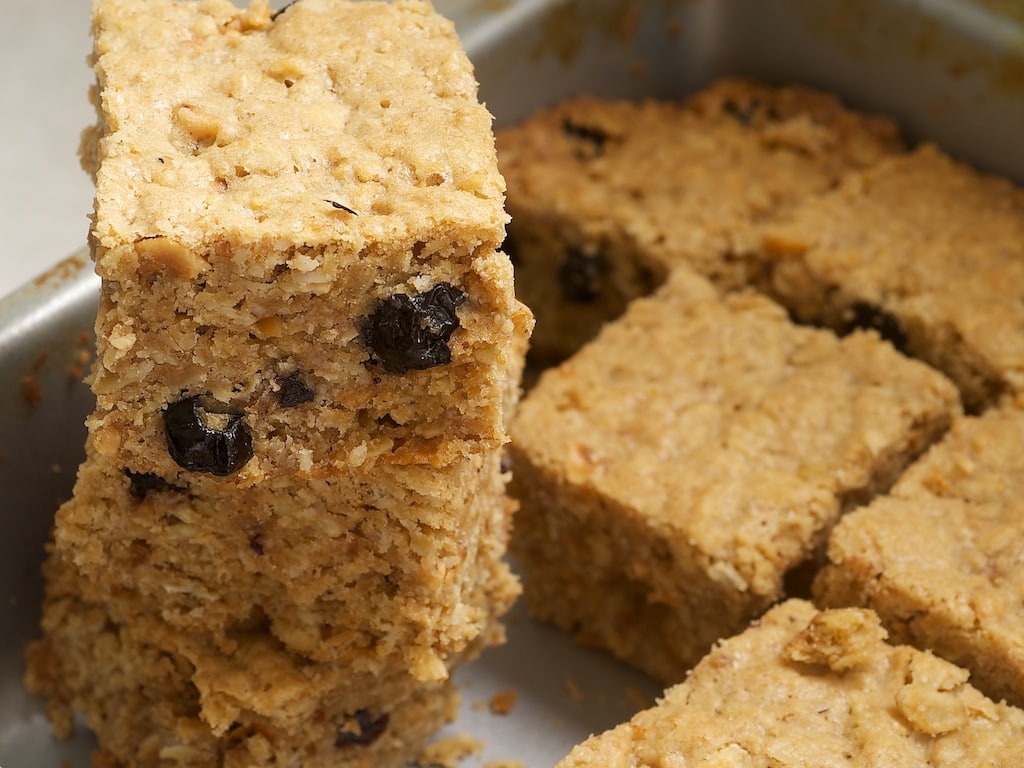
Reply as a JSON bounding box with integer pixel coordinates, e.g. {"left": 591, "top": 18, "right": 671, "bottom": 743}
{"left": 497, "top": 78, "right": 903, "bottom": 363}
{"left": 559, "top": 601, "right": 1024, "bottom": 767}
{"left": 816, "top": 404, "right": 1024, "bottom": 707}
{"left": 750, "top": 143, "right": 1024, "bottom": 412}
{"left": 510, "top": 268, "right": 959, "bottom": 682}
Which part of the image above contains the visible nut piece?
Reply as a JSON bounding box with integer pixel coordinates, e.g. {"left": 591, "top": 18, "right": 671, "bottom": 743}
{"left": 134, "top": 237, "right": 210, "bottom": 280}
{"left": 174, "top": 103, "right": 221, "bottom": 147}
{"left": 761, "top": 232, "right": 809, "bottom": 257}
{"left": 266, "top": 54, "right": 312, "bottom": 85}
{"left": 254, "top": 316, "right": 284, "bottom": 338}
{"left": 229, "top": 0, "right": 272, "bottom": 30}
{"left": 784, "top": 607, "right": 888, "bottom": 672}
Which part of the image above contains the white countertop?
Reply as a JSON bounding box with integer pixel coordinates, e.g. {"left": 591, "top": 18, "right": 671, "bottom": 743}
{"left": 0, "top": 0, "right": 485, "bottom": 301}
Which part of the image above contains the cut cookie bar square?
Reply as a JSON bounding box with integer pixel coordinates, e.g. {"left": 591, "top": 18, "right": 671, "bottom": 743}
{"left": 558, "top": 600, "right": 1024, "bottom": 767}
{"left": 815, "top": 405, "right": 1024, "bottom": 707}
{"left": 85, "top": 0, "right": 527, "bottom": 477}
{"left": 496, "top": 78, "right": 902, "bottom": 363}
{"left": 26, "top": 554, "right": 460, "bottom": 768}
{"left": 749, "top": 143, "right": 1024, "bottom": 412}
{"left": 509, "top": 268, "right": 959, "bottom": 683}
{"left": 53, "top": 444, "right": 518, "bottom": 679}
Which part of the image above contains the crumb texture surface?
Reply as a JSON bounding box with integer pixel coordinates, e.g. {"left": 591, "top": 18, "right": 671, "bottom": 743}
{"left": 497, "top": 78, "right": 903, "bottom": 361}
{"left": 558, "top": 601, "right": 1024, "bottom": 767}
{"left": 752, "top": 144, "right": 1024, "bottom": 411}
{"left": 510, "top": 267, "right": 959, "bottom": 681}
{"left": 816, "top": 405, "right": 1024, "bottom": 707}
{"left": 91, "top": 0, "right": 505, "bottom": 254}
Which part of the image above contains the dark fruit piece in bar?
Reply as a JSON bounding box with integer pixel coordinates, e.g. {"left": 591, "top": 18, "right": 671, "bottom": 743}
{"left": 561, "top": 118, "right": 608, "bottom": 158}
{"left": 558, "top": 247, "right": 607, "bottom": 303}
{"left": 276, "top": 372, "right": 314, "bottom": 408}
{"left": 362, "top": 284, "right": 465, "bottom": 373}
{"left": 163, "top": 395, "right": 254, "bottom": 476}
{"left": 125, "top": 470, "right": 185, "bottom": 500}
{"left": 334, "top": 710, "right": 389, "bottom": 748}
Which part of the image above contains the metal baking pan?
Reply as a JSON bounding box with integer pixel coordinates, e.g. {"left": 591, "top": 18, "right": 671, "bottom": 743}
{"left": 2, "top": 0, "right": 1022, "bottom": 764}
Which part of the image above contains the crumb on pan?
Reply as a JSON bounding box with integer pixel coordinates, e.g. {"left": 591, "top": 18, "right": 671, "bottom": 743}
{"left": 413, "top": 733, "right": 485, "bottom": 768}
{"left": 564, "top": 676, "right": 584, "bottom": 702}
{"left": 489, "top": 689, "right": 518, "bottom": 715}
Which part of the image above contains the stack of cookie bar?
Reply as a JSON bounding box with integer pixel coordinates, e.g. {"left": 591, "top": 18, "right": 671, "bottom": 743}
{"left": 25, "top": 1, "right": 530, "bottom": 766}
{"left": 500, "top": 78, "right": 1024, "bottom": 761}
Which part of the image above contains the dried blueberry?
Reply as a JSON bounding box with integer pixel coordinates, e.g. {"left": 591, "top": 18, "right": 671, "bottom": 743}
{"left": 126, "top": 470, "right": 184, "bottom": 500}
{"left": 163, "top": 395, "right": 254, "bottom": 476}
{"left": 840, "top": 301, "right": 908, "bottom": 353}
{"left": 562, "top": 119, "right": 608, "bottom": 158}
{"left": 362, "top": 284, "right": 465, "bottom": 374}
{"left": 558, "top": 247, "right": 607, "bottom": 303}
{"left": 276, "top": 372, "right": 314, "bottom": 408}
{"left": 335, "top": 710, "right": 389, "bottom": 748}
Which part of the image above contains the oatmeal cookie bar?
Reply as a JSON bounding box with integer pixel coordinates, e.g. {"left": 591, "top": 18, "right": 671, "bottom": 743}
{"left": 559, "top": 600, "right": 1024, "bottom": 767}
{"left": 27, "top": 554, "right": 459, "bottom": 768}
{"left": 749, "top": 143, "right": 1024, "bottom": 412}
{"left": 29, "top": 0, "right": 530, "bottom": 764}
{"left": 496, "top": 78, "right": 902, "bottom": 363}
{"left": 815, "top": 404, "right": 1024, "bottom": 707}
{"left": 509, "top": 268, "right": 959, "bottom": 682}
{"left": 54, "top": 444, "right": 517, "bottom": 676}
